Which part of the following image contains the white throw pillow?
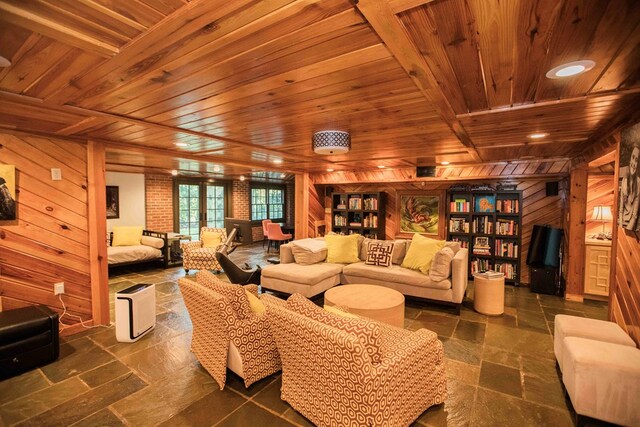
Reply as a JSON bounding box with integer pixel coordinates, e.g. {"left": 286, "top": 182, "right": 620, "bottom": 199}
{"left": 429, "top": 247, "right": 455, "bottom": 282}
{"left": 141, "top": 235, "right": 165, "bottom": 249}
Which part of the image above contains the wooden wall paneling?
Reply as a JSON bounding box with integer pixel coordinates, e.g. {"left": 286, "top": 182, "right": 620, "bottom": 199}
{"left": 309, "top": 183, "right": 325, "bottom": 238}
{"left": 586, "top": 176, "right": 615, "bottom": 236}
{"left": 295, "top": 173, "right": 310, "bottom": 240}
{"left": 565, "top": 163, "right": 588, "bottom": 300}
{"left": 87, "top": 140, "right": 109, "bottom": 325}
{"left": 0, "top": 132, "right": 92, "bottom": 325}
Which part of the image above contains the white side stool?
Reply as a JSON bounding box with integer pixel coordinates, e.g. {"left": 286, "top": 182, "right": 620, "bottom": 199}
{"left": 554, "top": 314, "right": 635, "bottom": 372}
{"left": 563, "top": 337, "right": 640, "bottom": 426}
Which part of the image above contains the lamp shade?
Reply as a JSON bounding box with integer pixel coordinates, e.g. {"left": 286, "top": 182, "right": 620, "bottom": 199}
{"left": 591, "top": 206, "right": 613, "bottom": 221}
{"left": 312, "top": 131, "right": 350, "bottom": 155}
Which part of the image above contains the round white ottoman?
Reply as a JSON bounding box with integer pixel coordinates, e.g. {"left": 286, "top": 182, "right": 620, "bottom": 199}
{"left": 473, "top": 273, "right": 504, "bottom": 315}
{"left": 324, "top": 284, "right": 405, "bottom": 328}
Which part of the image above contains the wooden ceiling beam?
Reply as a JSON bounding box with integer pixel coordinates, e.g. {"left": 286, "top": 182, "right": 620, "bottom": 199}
{"left": 388, "top": 0, "right": 436, "bottom": 14}
{"left": 0, "top": 1, "right": 119, "bottom": 58}
{"left": 355, "top": 0, "right": 481, "bottom": 162}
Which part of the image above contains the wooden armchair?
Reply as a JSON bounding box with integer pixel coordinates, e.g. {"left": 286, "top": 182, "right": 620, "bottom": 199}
{"left": 181, "top": 227, "right": 226, "bottom": 273}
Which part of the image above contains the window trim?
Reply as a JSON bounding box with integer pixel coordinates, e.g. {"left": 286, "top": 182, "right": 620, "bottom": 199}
{"left": 250, "top": 183, "right": 286, "bottom": 224}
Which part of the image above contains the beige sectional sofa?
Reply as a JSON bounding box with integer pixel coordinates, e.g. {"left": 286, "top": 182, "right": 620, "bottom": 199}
{"left": 261, "top": 237, "right": 468, "bottom": 310}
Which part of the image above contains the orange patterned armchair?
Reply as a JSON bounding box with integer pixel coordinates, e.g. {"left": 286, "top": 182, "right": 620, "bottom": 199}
{"left": 178, "top": 274, "right": 281, "bottom": 389}
{"left": 266, "top": 295, "right": 447, "bottom": 427}
{"left": 181, "top": 227, "right": 226, "bottom": 273}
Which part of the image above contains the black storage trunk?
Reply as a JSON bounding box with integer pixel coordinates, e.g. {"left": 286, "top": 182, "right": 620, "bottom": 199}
{"left": 0, "top": 305, "right": 60, "bottom": 380}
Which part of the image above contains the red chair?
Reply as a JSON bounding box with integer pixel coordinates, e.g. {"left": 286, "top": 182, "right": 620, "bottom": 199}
{"left": 261, "top": 219, "right": 272, "bottom": 248}
{"left": 267, "top": 223, "right": 292, "bottom": 253}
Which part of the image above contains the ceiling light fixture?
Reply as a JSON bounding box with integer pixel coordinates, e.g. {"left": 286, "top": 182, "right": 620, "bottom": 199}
{"left": 239, "top": 175, "right": 245, "bottom": 181}
{"left": 280, "top": 173, "right": 286, "bottom": 178}
{"left": 440, "top": 161, "right": 450, "bottom": 165}
{"left": 546, "top": 60, "right": 595, "bottom": 79}
{"left": 0, "top": 56, "right": 11, "bottom": 67}
{"left": 312, "top": 130, "right": 351, "bottom": 155}
{"left": 175, "top": 142, "right": 188, "bottom": 147}
{"left": 326, "top": 168, "right": 334, "bottom": 172}
{"left": 213, "top": 165, "right": 221, "bottom": 173}
{"left": 377, "top": 165, "right": 386, "bottom": 169}
{"left": 171, "top": 170, "right": 178, "bottom": 176}
{"left": 273, "top": 159, "right": 283, "bottom": 164}
{"left": 527, "top": 132, "right": 549, "bottom": 139}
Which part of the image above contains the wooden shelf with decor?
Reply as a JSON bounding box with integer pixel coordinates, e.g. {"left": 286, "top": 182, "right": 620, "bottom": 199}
{"left": 331, "top": 192, "right": 385, "bottom": 239}
{"left": 446, "top": 187, "right": 522, "bottom": 284}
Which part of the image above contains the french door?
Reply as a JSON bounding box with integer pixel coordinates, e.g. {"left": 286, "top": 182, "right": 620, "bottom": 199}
{"left": 174, "top": 181, "right": 228, "bottom": 241}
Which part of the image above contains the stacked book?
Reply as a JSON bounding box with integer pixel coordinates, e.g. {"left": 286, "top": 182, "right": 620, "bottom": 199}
{"left": 474, "top": 270, "right": 505, "bottom": 279}
{"left": 450, "top": 198, "right": 470, "bottom": 212}
{"left": 496, "top": 199, "right": 519, "bottom": 213}
{"left": 496, "top": 219, "right": 518, "bottom": 235}
{"left": 449, "top": 217, "right": 469, "bottom": 233}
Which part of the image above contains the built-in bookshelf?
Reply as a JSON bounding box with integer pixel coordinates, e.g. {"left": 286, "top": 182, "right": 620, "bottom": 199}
{"left": 331, "top": 192, "right": 385, "bottom": 239}
{"left": 446, "top": 187, "right": 522, "bottom": 284}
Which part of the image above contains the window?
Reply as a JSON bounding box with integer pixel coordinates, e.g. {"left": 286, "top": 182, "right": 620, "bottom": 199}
{"left": 251, "top": 185, "right": 285, "bottom": 222}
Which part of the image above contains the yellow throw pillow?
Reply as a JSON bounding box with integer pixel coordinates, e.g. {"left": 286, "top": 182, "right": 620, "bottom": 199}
{"left": 111, "top": 226, "right": 143, "bottom": 246}
{"left": 325, "top": 234, "right": 361, "bottom": 264}
{"left": 201, "top": 231, "right": 223, "bottom": 248}
{"left": 401, "top": 234, "right": 445, "bottom": 274}
{"left": 324, "top": 304, "right": 358, "bottom": 318}
{"left": 245, "top": 290, "right": 265, "bottom": 316}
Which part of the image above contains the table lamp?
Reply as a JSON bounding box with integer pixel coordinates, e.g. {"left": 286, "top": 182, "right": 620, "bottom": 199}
{"left": 591, "top": 205, "right": 613, "bottom": 238}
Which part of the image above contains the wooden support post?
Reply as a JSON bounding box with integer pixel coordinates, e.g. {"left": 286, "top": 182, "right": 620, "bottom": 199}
{"left": 87, "top": 141, "right": 110, "bottom": 325}
{"left": 295, "top": 173, "right": 310, "bottom": 240}
{"left": 566, "top": 163, "right": 588, "bottom": 301}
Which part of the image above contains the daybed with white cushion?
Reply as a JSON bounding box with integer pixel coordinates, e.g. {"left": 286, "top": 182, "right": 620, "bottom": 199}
{"left": 107, "top": 229, "right": 168, "bottom": 268}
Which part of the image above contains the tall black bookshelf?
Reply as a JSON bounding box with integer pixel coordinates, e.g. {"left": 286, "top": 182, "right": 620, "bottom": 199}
{"left": 331, "top": 192, "right": 385, "bottom": 239}
{"left": 446, "top": 188, "right": 522, "bottom": 285}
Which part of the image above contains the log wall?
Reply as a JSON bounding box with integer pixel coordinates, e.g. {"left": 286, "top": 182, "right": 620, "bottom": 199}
{"left": 0, "top": 132, "right": 92, "bottom": 324}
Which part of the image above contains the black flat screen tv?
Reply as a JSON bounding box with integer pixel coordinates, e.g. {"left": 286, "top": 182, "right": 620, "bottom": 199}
{"left": 526, "top": 225, "right": 563, "bottom": 268}
{"left": 224, "top": 218, "right": 253, "bottom": 244}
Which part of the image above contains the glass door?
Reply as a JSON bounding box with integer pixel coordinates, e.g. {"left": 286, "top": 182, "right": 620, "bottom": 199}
{"left": 176, "top": 182, "right": 227, "bottom": 241}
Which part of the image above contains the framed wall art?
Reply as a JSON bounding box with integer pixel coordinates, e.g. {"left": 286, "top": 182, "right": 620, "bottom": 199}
{"left": 397, "top": 191, "right": 444, "bottom": 237}
{"left": 106, "top": 185, "right": 120, "bottom": 219}
{"left": 0, "top": 164, "right": 16, "bottom": 221}
{"left": 619, "top": 122, "right": 640, "bottom": 232}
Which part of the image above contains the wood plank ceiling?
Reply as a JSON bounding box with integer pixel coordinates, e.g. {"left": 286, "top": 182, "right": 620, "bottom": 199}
{"left": 0, "top": 0, "right": 639, "bottom": 179}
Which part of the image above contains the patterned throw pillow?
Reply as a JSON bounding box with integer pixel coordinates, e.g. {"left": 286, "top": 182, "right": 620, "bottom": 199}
{"left": 365, "top": 241, "right": 394, "bottom": 267}
{"left": 196, "top": 271, "right": 252, "bottom": 319}
{"left": 287, "top": 293, "right": 383, "bottom": 363}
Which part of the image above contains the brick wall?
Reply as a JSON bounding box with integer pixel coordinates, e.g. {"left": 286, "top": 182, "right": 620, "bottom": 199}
{"left": 146, "top": 174, "right": 174, "bottom": 232}
{"left": 231, "top": 180, "right": 262, "bottom": 242}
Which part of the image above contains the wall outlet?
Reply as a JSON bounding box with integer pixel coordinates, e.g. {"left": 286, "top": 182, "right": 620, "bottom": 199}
{"left": 54, "top": 282, "right": 65, "bottom": 295}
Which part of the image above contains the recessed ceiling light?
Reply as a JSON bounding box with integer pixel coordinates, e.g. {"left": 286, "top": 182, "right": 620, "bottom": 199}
{"left": 239, "top": 175, "right": 245, "bottom": 181}
{"left": 175, "top": 142, "right": 188, "bottom": 147}
{"left": 377, "top": 165, "right": 386, "bottom": 169}
{"left": 273, "top": 159, "right": 283, "bottom": 164}
{"left": 280, "top": 173, "right": 286, "bottom": 178}
{"left": 0, "top": 56, "right": 11, "bottom": 67}
{"left": 171, "top": 170, "right": 178, "bottom": 176}
{"left": 527, "top": 132, "right": 549, "bottom": 139}
{"left": 326, "top": 168, "right": 334, "bottom": 172}
{"left": 213, "top": 165, "right": 221, "bottom": 173}
{"left": 546, "top": 60, "right": 595, "bottom": 79}
{"left": 440, "top": 161, "right": 450, "bottom": 165}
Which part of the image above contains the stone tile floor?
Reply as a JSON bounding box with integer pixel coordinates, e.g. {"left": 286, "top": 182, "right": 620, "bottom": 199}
{"left": 0, "top": 243, "right": 612, "bottom": 426}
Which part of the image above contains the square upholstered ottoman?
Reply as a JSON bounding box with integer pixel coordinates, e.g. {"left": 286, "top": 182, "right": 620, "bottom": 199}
{"left": 554, "top": 314, "right": 635, "bottom": 372}
{"left": 563, "top": 337, "right": 640, "bottom": 426}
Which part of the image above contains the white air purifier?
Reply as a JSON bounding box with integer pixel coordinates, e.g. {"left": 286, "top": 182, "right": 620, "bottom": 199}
{"left": 115, "top": 284, "right": 156, "bottom": 343}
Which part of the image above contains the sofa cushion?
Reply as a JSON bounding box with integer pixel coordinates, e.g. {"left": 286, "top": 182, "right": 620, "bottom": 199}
{"left": 201, "top": 231, "right": 223, "bottom": 248}
{"left": 287, "top": 293, "right": 382, "bottom": 363}
{"left": 261, "top": 262, "right": 343, "bottom": 286}
{"left": 140, "top": 235, "right": 165, "bottom": 249}
{"left": 112, "top": 226, "right": 143, "bottom": 246}
{"left": 360, "top": 239, "right": 407, "bottom": 265}
{"left": 325, "top": 234, "right": 360, "bottom": 264}
{"left": 187, "top": 247, "right": 218, "bottom": 260}
{"left": 429, "top": 247, "right": 455, "bottom": 282}
{"left": 196, "top": 271, "right": 252, "bottom": 319}
{"left": 407, "top": 240, "right": 460, "bottom": 255}
{"left": 343, "top": 262, "right": 452, "bottom": 290}
{"left": 365, "top": 241, "right": 394, "bottom": 267}
{"left": 402, "top": 234, "right": 445, "bottom": 274}
{"left": 290, "top": 239, "right": 327, "bottom": 265}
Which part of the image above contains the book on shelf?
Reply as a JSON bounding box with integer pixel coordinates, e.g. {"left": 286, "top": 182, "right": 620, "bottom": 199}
{"left": 495, "top": 263, "right": 517, "bottom": 279}
{"left": 450, "top": 199, "right": 470, "bottom": 212}
{"left": 496, "top": 219, "right": 518, "bottom": 235}
{"left": 451, "top": 238, "right": 469, "bottom": 248}
{"left": 363, "top": 213, "right": 378, "bottom": 228}
{"left": 336, "top": 204, "right": 346, "bottom": 210}
{"left": 348, "top": 197, "right": 362, "bottom": 210}
{"left": 349, "top": 222, "right": 362, "bottom": 227}
{"left": 470, "top": 258, "right": 492, "bottom": 273}
{"left": 497, "top": 199, "right": 519, "bottom": 213}
{"left": 495, "top": 239, "right": 518, "bottom": 258}
{"left": 449, "top": 217, "right": 469, "bottom": 233}
{"left": 472, "top": 216, "right": 493, "bottom": 234}
{"left": 363, "top": 197, "right": 378, "bottom": 210}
